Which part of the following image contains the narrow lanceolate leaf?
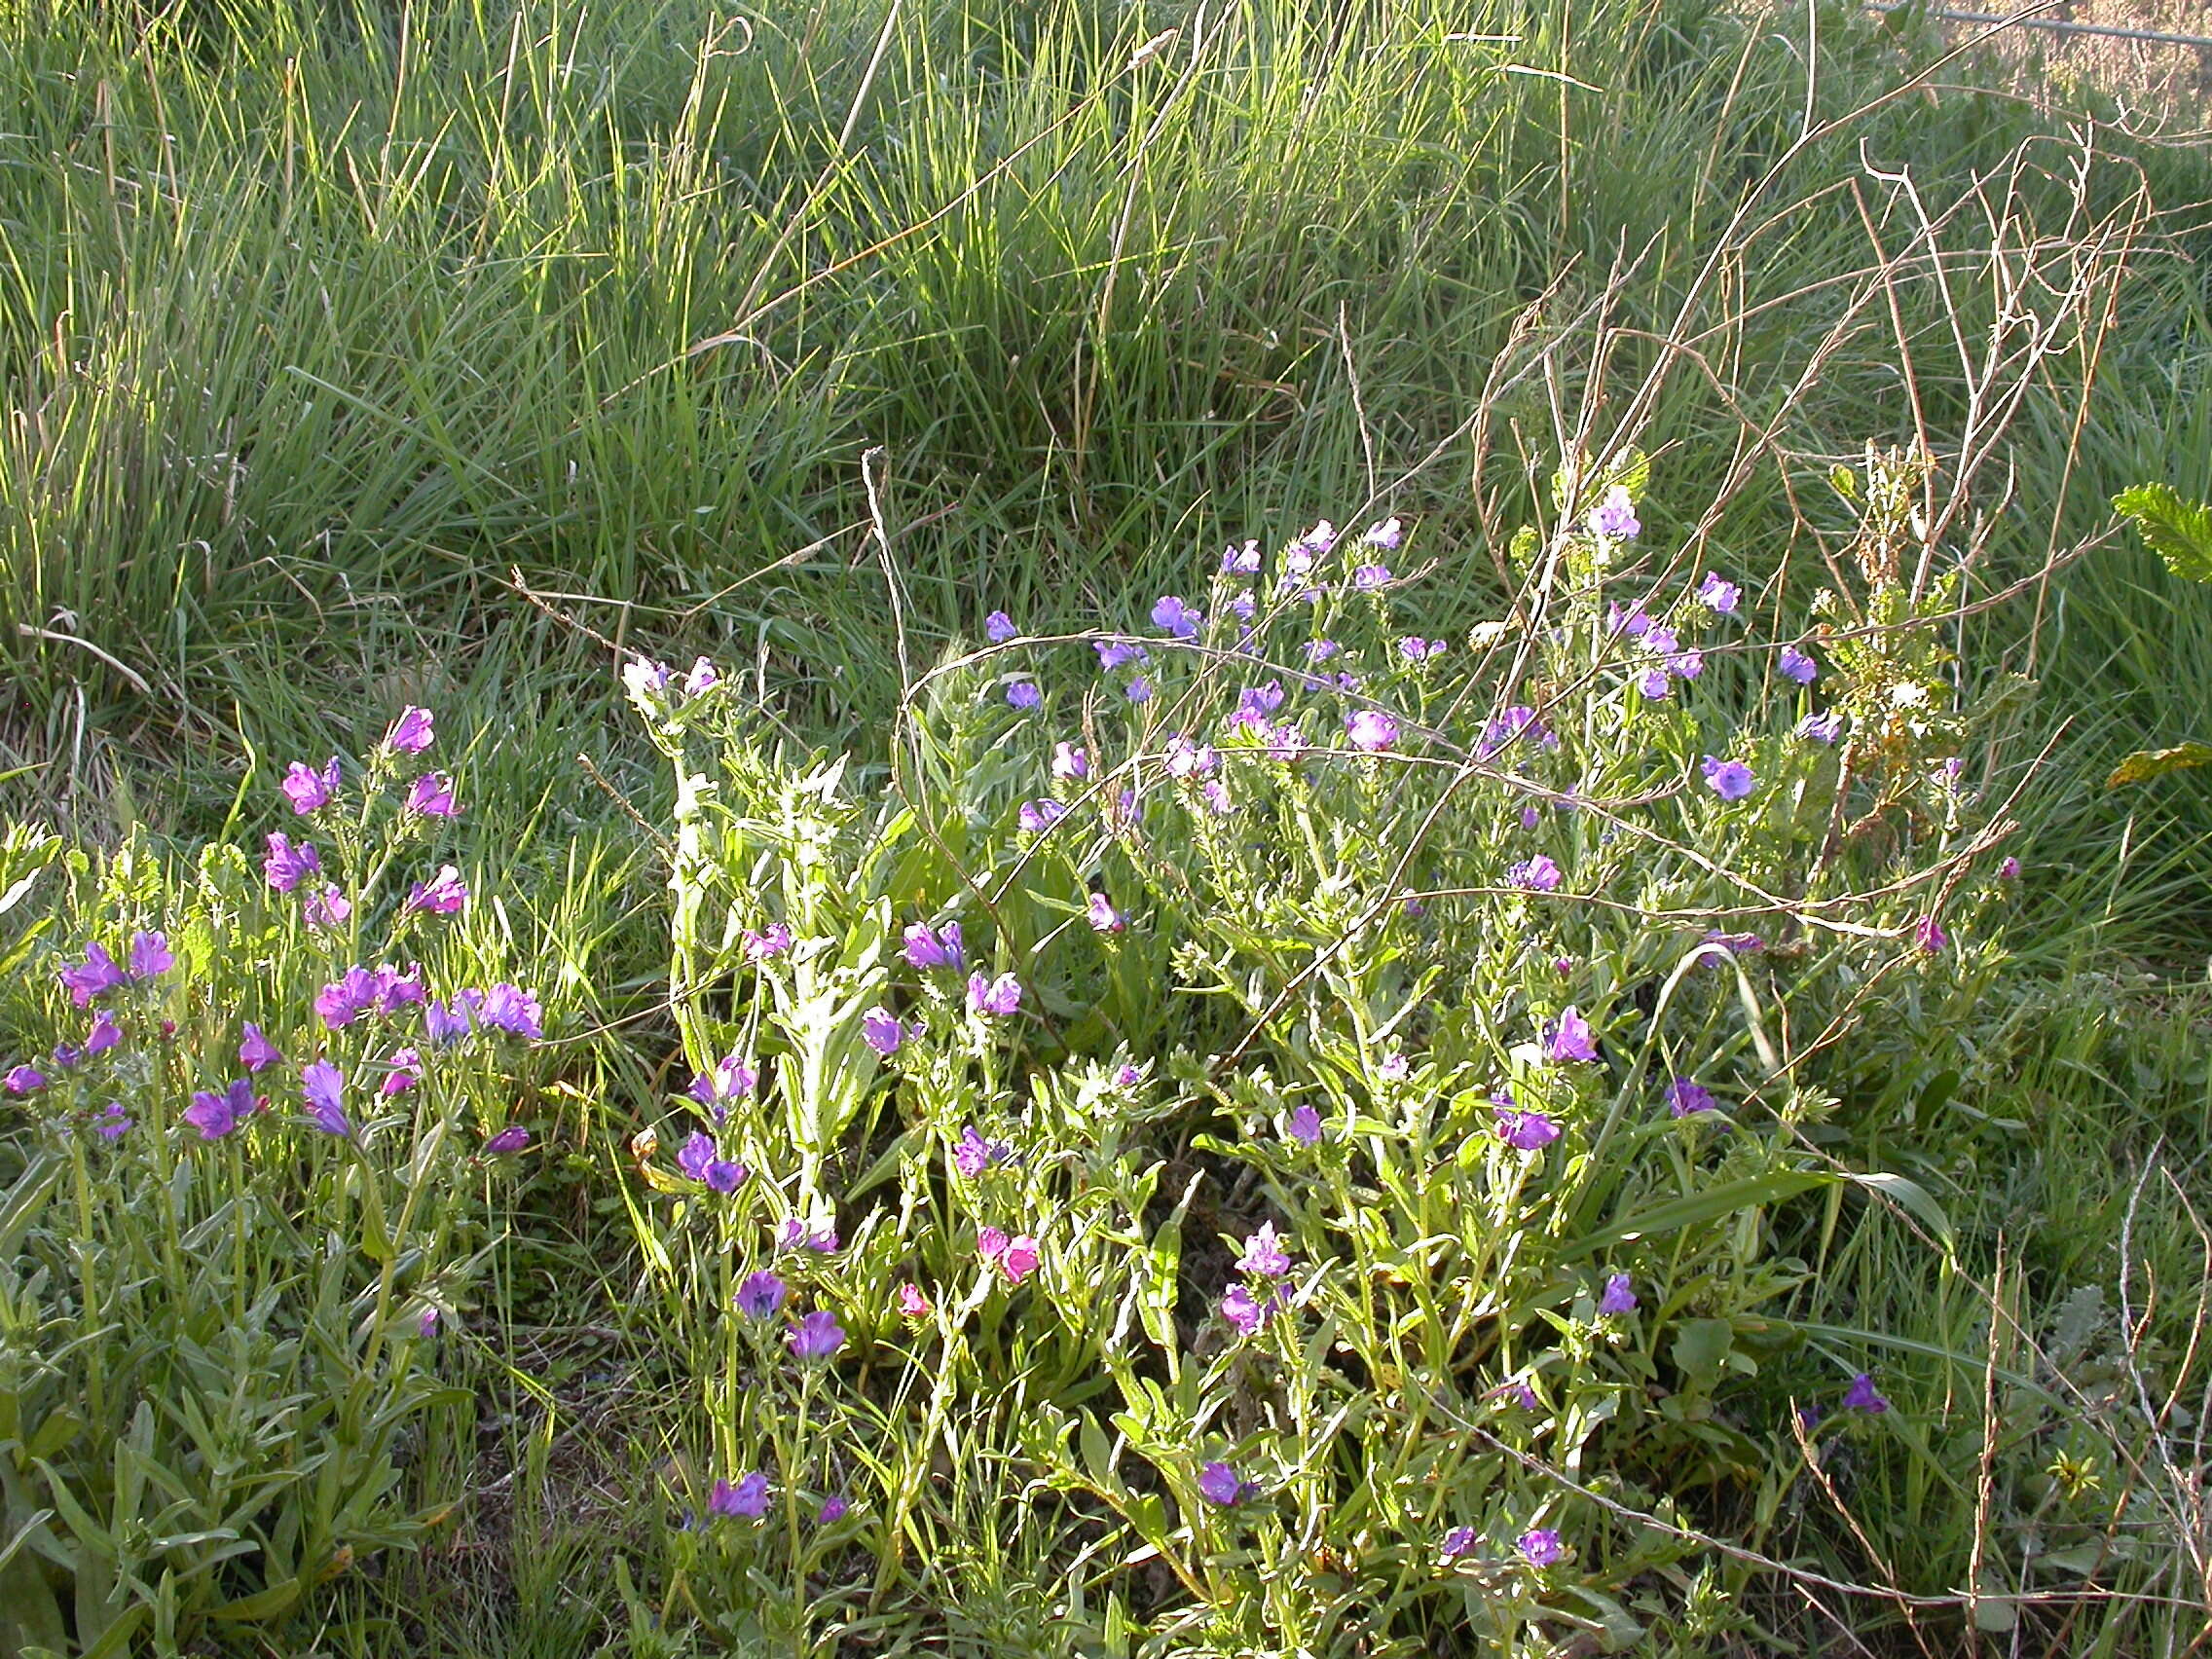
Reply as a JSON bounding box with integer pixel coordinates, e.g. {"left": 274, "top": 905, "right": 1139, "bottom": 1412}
{"left": 2113, "top": 484, "right": 2212, "bottom": 584}
{"left": 2107, "top": 743, "right": 2212, "bottom": 788}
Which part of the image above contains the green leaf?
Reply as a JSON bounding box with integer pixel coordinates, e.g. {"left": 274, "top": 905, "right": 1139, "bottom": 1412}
{"left": 2107, "top": 742, "right": 2212, "bottom": 788}
{"left": 1562, "top": 1170, "right": 1831, "bottom": 1261}
{"left": 1845, "top": 1171, "right": 1956, "bottom": 1254}
{"left": 1671, "top": 1319, "right": 1736, "bottom": 1387}
{"left": 2114, "top": 483, "right": 2212, "bottom": 583}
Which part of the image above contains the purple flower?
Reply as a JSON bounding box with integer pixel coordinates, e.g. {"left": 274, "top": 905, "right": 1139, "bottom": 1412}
{"left": 736, "top": 1271, "right": 789, "bottom": 1318}
{"left": 1915, "top": 916, "right": 1947, "bottom": 954}
{"left": 1398, "top": 636, "right": 1445, "bottom": 662}
{"left": 374, "top": 965, "right": 425, "bottom": 1013}
{"left": 1125, "top": 676, "right": 1153, "bottom": 704}
{"left": 1843, "top": 1372, "right": 1890, "bottom": 1414}
{"left": 861, "top": 1007, "right": 905, "bottom": 1056}
{"left": 953, "top": 1124, "right": 1013, "bottom": 1177}
{"left": 281, "top": 756, "right": 343, "bottom": 815}
{"left": 1779, "top": 645, "right": 1819, "bottom": 684}
{"left": 129, "top": 932, "right": 174, "bottom": 979}
{"left": 1197, "top": 1461, "right": 1249, "bottom": 1507}
{"left": 1051, "top": 742, "right": 1089, "bottom": 781}
{"left": 1007, "top": 680, "right": 1042, "bottom": 711}
{"left": 1163, "top": 733, "right": 1218, "bottom": 780}
{"left": 1478, "top": 706, "right": 1554, "bottom": 760}
{"left": 903, "top": 921, "right": 964, "bottom": 972}
{"left": 1094, "top": 639, "right": 1148, "bottom": 672}
{"left": 743, "top": 924, "right": 793, "bottom": 961}
{"left": 1668, "top": 648, "right": 1705, "bottom": 681}
{"left": 780, "top": 1218, "right": 839, "bottom": 1253}
{"left": 314, "top": 969, "right": 373, "bottom": 1029}
{"left": 1798, "top": 711, "right": 1843, "bottom": 745}
{"left": 1608, "top": 603, "right": 1653, "bottom": 639}
{"left": 1441, "top": 1526, "right": 1477, "bottom": 1560}
{"left": 485, "top": 1125, "right": 531, "bottom": 1154}
{"left": 385, "top": 706, "right": 434, "bottom": 755}
{"left": 985, "top": 609, "right": 1018, "bottom": 643}
{"left": 304, "top": 885, "right": 351, "bottom": 930}
{"left": 381, "top": 1048, "right": 422, "bottom": 1097}
{"left": 1018, "top": 797, "right": 1066, "bottom": 833}
{"left": 49, "top": 1043, "right": 81, "bottom": 1071}
{"left": 1086, "top": 893, "right": 1124, "bottom": 933}
{"left": 1222, "top": 539, "right": 1262, "bottom": 573}
{"left": 1702, "top": 756, "right": 1755, "bottom": 801}
{"left": 1667, "top": 1076, "right": 1714, "bottom": 1117}
{"left": 1546, "top": 1006, "right": 1598, "bottom": 1063}
{"left": 818, "top": 1495, "right": 848, "bottom": 1525}
{"left": 185, "top": 1077, "right": 256, "bottom": 1141}
{"left": 682, "top": 657, "right": 719, "bottom": 698}
{"left": 1637, "top": 668, "right": 1674, "bottom": 700}
{"left": 1698, "top": 572, "right": 1742, "bottom": 614}
{"left": 263, "top": 832, "right": 321, "bottom": 893}
{"left": 1285, "top": 1104, "right": 1322, "bottom": 1146}
{"left": 424, "top": 999, "right": 473, "bottom": 1045}
{"left": 1495, "top": 1380, "right": 1540, "bottom": 1411}
{"left": 1999, "top": 855, "right": 2021, "bottom": 880}
{"left": 408, "top": 866, "right": 469, "bottom": 915}
{"left": 1507, "top": 855, "right": 1562, "bottom": 893}
{"left": 1236, "top": 1222, "right": 1292, "bottom": 1278}
{"left": 1346, "top": 709, "right": 1399, "bottom": 753}
{"left": 1151, "top": 595, "right": 1202, "bottom": 639}
{"left": 479, "top": 983, "right": 542, "bottom": 1039}
{"left": 83, "top": 1009, "right": 122, "bottom": 1056}
{"left": 1702, "top": 930, "right": 1765, "bottom": 955}
{"left": 1518, "top": 1528, "right": 1565, "bottom": 1567}
{"left": 711, "top": 1473, "right": 771, "bottom": 1519}
{"left": 1364, "top": 516, "right": 1403, "bottom": 551}
{"left": 676, "top": 1131, "right": 747, "bottom": 1192}
{"left": 406, "top": 772, "right": 461, "bottom": 817}
{"left": 1352, "top": 563, "right": 1392, "bottom": 591}
{"left": 968, "top": 971, "right": 1022, "bottom": 1017}
{"left": 1222, "top": 1284, "right": 1268, "bottom": 1336}
{"left": 788, "top": 1310, "right": 846, "bottom": 1362}
{"left": 1588, "top": 485, "right": 1640, "bottom": 540}
{"left": 302, "top": 1058, "right": 352, "bottom": 1137}
{"left": 58, "top": 942, "right": 129, "bottom": 1007}
{"left": 94, "top": 1102, "right": 130, "bottom": 1140}
{"left": 1599, "top": 1272, "right": 1637, "bottom": 1315}
{"left": 4, "top": 1063, "right": 46, "bottom": 1094}
{"left": 1380, "top": 1052, "right": 1411, "bottom": 1082}
{"left": 1495, "top": 1107, "right": 1561, "bottom": 1151}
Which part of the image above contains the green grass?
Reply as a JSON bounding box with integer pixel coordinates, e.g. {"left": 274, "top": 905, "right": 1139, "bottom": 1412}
{"left": 4, "top": 0, "right": 2212, "bottom": 1650}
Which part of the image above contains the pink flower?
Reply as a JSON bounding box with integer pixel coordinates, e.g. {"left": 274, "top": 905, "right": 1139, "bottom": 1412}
{"left": 1345, "top": 709, "right": 1399, "bottom": 752}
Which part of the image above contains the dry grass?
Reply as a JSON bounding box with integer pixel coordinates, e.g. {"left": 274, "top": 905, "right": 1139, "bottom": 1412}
{"left": 1887, "top": 0, "right": 2212, "bottom": 130}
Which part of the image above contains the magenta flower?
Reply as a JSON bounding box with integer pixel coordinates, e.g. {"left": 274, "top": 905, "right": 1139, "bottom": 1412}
{"left": 788, "top": 1310, "right": 846, "bottom": 1361}
{"left": 1843, "top": 1372, "right": 1890, "bottom": 1414}
{"left": 898, "top": 1282, "right": 932, "bottom": 1319}
{"left": 4, "top": 1063, "right": 45, "bottom": 1094}
{"left": 128, "top": 931, "right": 173, "bottom": 979}
{"left": 1588, "top": 484, "right": 1640, "bottom": 540}
{"left": 1599, "top": 1272, "right": 1637, "bottom": 1315}
{"left": 302, "top": 1059, "right": 351, "bottom": 1137}
{"left": 953, "top": 1124, "right": 1014, "bottom": 1177}
{"left": 1001, "top": 1235, "right": 1042, "bottom": 1284}
{"left": 1546, "top": 1006, "right": 1598, "bottom": 1063}
{"left": 1702, "top": 756, "right": 1755, "bottom": 800}
{"left": 185, "top": 1077, "right": 256, "bottom": 1140}
{"left": 1285, "top": 1104, "right": 1323, "bottom": 1146}
{"left": 281, "top": 756, "right": 342, "bottom": 815}
{"left": 1915, "top": 915, "right": 1947, "bottom": 953}
{"left": 58, "top": 942, "right": 129, "bottom": 1007}
{"left": 1507, "top": 855, "right": 1562, "bottom": 893}
{"left": 1779, "top": 645, "right": 1819, "bottom": 684}
{"left": 1698, "top": 571, "right": 1742, "bottom": 614}
{"left": 903, "top": 921, "right": 964, "bottom": 972}
{"left": 303, "top": 885, "right": 351, "bottom": 930}
{"left": 861, "top": 1007, "right": 905, "bottom": 1056}
{"left": 1222, "top": 1284, "right": 1268, "bottom": 1336}
{"left": 479, "top": 983, "right": 543, "bottom": 1039}
{"left": 968, "top": 971, "right": 1022, "bottom": 1017}
{"left": 1495, "top": 1107, "right": 1562, "bottom": 1151}
{"left": 1007, "top": 681, "right": 1042, "bottom": 711}
{"left": 1197, "top": 1461, "right": 1249, "bottom": 1507}
{"left": 1236, "top": 1222, "right": 1292, "bottom": 1278}
{"left": 264, "top": 832, "right": 321, "bottom": 893}
{"left": 385, "top": 706, "right": 435, "bottom": 755}
{"left": 406, "top": 772, "right": 461, "bottom": 817}
{"left": 1345, "top": 709, "right": 1399, "bottom": 752}
{"left": 485, "top": 1125, "right": 531, "bottom": 1154}
{"left": 85, "top": 1010, "right": 123, "bottom": 1055}
{"left": 736, "top": 1271, "right": 789, "bottom": 1319}
{"left": 1999, "top": 855, "right": 2021, "bottom": 880}
{"left": 711, "top": 1472, "right": 771, "bottom": 1519}
{"left": 1667, "top": 1076, "right": 1714, "bottom": 1117}
{"left": 1518, "top": 1528, "right": 1565, "bottom": 1567}
{"left": 985, "top": 609, "right": 1018, "bottom": 643}
{"left": 1086, "top": 893, "right": 1125, "bottom": 933}
{"left": 1151, "top": 595, "right": 1202, "bottom": 639}
{"left": 408, "top": 866, "right": 469, "bottom": 915}
{"left": 381, "top": 1048, "right": 423, "bottom": 1097}
{"left": 742, "top": 923, "right": 793, "bottom": 961}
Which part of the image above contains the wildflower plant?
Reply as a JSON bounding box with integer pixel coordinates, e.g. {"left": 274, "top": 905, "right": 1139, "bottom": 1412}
{"left": 0, "top": 717, "right": 541, "bottom": 1655}
{"left": 617, "top": 467, "right": 2024, "bottom": 1651}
